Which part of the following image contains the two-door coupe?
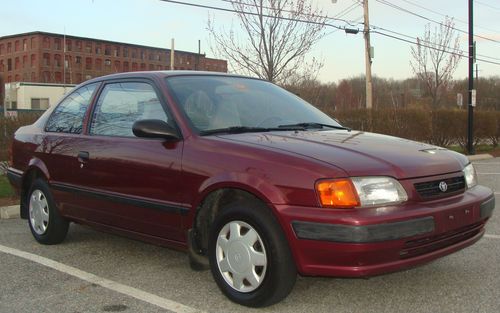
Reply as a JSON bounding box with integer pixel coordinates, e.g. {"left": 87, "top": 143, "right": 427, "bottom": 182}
{"left": 7, "top": 71, "right": 495, "bottom": 307}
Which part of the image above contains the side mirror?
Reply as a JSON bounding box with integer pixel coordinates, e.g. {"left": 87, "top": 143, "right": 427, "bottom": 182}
{"left": 132, "top": 119, "right": 180, "bottom": 140}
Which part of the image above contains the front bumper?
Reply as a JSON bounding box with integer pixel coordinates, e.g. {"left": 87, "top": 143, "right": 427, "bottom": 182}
{"left": 276, "top": 185, "right": 494, "bottom": 277}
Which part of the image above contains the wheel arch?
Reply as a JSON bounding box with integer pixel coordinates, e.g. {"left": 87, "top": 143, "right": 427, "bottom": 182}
{"left": 20, "top": 159, "right": 51, "bottom": 219}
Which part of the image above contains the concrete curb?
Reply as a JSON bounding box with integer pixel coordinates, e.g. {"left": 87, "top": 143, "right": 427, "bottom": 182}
{"left": 0, "top": 205, "right": 20, "bottom": 219}
{"left": 468, "top": 154, "right": 494, "bottom": 161}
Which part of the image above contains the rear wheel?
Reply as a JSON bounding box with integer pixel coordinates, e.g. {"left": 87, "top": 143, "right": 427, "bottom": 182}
{"left": 208, "top": 200, "right": 296, "bottom": 307}
{"left": 28, "top": 179, "right": 69, "bottom": 244}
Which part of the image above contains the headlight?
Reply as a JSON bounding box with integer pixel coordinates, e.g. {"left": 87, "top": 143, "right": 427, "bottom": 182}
{"left": 315, "top": 177, "right": 407, "bottom": 208}
{"left": 463, "top": 164, "right": 477, "bottom": 189}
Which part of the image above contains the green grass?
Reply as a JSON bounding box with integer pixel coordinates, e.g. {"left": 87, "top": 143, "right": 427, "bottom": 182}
{"left": 0, "top": 175, "right": 15, "bottom": 198}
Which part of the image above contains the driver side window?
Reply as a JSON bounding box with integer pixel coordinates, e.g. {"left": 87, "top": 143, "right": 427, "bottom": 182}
{"left": 91, "top": 82, "right": 169, "bottom": 137}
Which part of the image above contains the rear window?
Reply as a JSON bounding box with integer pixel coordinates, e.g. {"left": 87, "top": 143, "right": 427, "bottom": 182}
{"left": 45, "top": 83, "right": 98, "bottom": 134}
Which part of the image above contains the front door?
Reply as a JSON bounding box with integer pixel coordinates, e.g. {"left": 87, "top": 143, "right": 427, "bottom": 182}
{"left": 71, "top": 80, "right": 186, "bottom": 242}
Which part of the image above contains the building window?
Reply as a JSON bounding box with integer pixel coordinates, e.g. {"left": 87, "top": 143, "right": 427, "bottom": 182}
{"left": 140, "top": 50, "right": 145, "bottom": 60}
{"left": 43, "top": 37, "right": 50, "bottom": 49}
{"left": 85, "top": 74, "right": 92, "bottom": 80}
{"left": 15, "top": 57, "right": 20, "bottom": 70}
{"left": 123, "top": 47, "right": 129, "bottom": 57}
{"left": 132, "top": 62, "right": 138, "bottom": 71}
{"left": 123, "top": 61, "right": 129, "bottom": 71}
{"left": 54, "top": 38, "right": 61, "bottom": 50}
{"left": 148, "top": 64, "right": 154, "bottom": 70}
{"left": 113, "top": 47, "right": 119, "bottom": 57}
{"left": 104, "top": 45, "right": 111, "bottom": 56}
{"left": 104, "top": 59, "right": 111, "bottom": 66}
{"left": 76, "top": 73, "right": 82, "bottom": 83}
{"left": 31, "top": 98, "right": 50, "bottom": 110}
{"left": 113, "top": 60, "right": 120, "bottom": 71}
{"left": 0, "top": 60, "right": 4, "bottom": 71}
{"left": 7, "top": 59, "right": 12, "bottom": 71}
{"left": 7, "top": 43, "right": 12, "bottom": 53}
{"left": 23, "top": 55, "right": 28, "bottom": 67}
{"left": 76, "top": 56, "right": 82, "bottom": 64}
{"left": 85, "top": 57, "right": 92, "bottom": 70}
{"left": 95, "top": 58, "right": 102, "bottom": 70}
{"left": 95, "top": 44, "right": 102, "bottom": 54}
{"left": 0, "top": 44, "right": 4, "bottom": 54}
{"left": 43, "top": 53, "right": 50, "bottom": 66}
{"left": 54, "top": 54, "right": 62, "bottom": 67}
{"left": 140, "top": 63, "right": 146, "bottom": 70}
{"left": 7, "top": 76, "right": 12, "bottom": 83}
{"left": 42, "top": 71, "right": 50, "bottom": 83}
{"left": 15, "top": 74, "right": 20, "bottom": 81}
{"left": 15, "top": 40, "right": 20, "bottom": 51}
{"left": 85, "top": 42, "right": 92, "bottom": 53}
{"left": 31, "top": 54, "right": 36, "bottom": 67}
{"left": 131, "top": 49, "right": 137, "bottom": 58}
{"left": 66, "top": 39, "right": 72, "bottom": 51}
{"left": 55, "top": 72, "right": 62, "bottom": 83}
{"left": 156, "top": 65, "right": 162, "bottom": 70}
{"left": 31, "top": 37, "right": 36, "bottom": 49}
{"left": 76, "top": 40, "right": 82, "bottom": 51}
{"left": 31, "top": 72, "right": 36, "bottom": 81}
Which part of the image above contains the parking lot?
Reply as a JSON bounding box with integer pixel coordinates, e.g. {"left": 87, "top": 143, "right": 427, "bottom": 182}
{"left": 0, "top": 158, "right": 498, "bottom": 313}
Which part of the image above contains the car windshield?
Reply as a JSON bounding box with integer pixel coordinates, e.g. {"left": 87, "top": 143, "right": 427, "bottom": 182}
{"left": 165, "top": 76, "right": 342, "bottom": 134}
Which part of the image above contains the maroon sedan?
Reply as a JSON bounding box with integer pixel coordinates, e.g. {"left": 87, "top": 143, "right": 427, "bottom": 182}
{"left": 7, "top": 71, "right": 495, "bottom": 307}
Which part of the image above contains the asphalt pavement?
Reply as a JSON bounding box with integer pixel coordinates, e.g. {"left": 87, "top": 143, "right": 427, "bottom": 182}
{"left": 0, "top": 158, "right": 499, "bottom": 313}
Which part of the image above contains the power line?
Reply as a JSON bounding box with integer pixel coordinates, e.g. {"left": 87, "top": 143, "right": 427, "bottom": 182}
{"left": 396, "top": 0, "right": 500, "bottom": 34}
{"left": 371, "top": 24, "right": 500, "bottom": 62}
{"left": 474, "top": 0, "right": 500, "bottom": 11}
{"left": 372, "top": 30, "right": 500, "bottom": 66}
{"left": 159, "top": 0, "right": 500, "bottom": 66}
{"left": 374, "top": 0, "right": 500, "bottom": 44}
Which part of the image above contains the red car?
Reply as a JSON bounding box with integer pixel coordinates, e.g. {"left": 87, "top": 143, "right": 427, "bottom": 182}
{"left": 7, "top": 71, "right": 495, "bottom": 307}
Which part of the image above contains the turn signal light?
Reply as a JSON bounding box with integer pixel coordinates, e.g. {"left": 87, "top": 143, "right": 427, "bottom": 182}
{"left": 316, "top": 179, "right": 360, "bottom": 208}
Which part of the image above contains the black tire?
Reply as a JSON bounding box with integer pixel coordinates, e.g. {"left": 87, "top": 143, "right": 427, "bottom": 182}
{"left": 27, "top": 178, "right": 69, "bottom": 244}
{"left": 208, "top": 199, "right": 297, "bottom": 307}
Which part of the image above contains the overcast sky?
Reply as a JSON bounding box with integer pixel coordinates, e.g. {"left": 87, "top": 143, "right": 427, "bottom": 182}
{"left": 2, "top": 0, "right": 499, "bottom": 83}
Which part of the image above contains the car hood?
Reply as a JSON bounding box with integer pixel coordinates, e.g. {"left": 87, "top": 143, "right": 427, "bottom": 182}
{"left": 218, "top": 130, "right": 468, "bottom": 179}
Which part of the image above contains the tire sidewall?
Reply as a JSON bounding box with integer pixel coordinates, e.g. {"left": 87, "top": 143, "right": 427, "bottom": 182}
{"left": 208, "top": 201, "right": 295, "bottom": 307}
{"left": 27, "top": 179, "right": 67, "bottom": 244}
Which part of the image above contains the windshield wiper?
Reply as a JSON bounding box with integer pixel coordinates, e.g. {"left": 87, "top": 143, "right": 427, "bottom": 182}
{"left": 278, "top": 122, "right": 351, "bottom": 131}
{"left": 200, "top": 126, "right": 271, "bottom": 135}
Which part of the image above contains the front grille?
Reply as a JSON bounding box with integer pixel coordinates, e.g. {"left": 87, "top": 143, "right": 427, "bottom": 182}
{"left": 414, "top": 176, "right": 465, "bottom": 199}
{"left": 400, "top": 222, "right": 484, "bottom": 259}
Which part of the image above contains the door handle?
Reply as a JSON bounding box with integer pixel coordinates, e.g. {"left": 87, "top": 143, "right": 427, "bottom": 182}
{"left": 77, "top": 151, "right": 89, "bottom": 163}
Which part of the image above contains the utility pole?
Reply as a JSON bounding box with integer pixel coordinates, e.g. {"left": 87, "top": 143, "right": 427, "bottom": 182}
{"left": 170, "top": 38, "right": 175, "bottom": 70}
{"left": 363, "top": 0, "right": 373, "bottom": 109}
{"left": 467, "top": 0, "right": 475, "bottom": 155}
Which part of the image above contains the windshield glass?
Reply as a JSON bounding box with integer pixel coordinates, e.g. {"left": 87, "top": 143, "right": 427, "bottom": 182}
{"left": 165, "top": 76, "right": 341, "bottom": 133}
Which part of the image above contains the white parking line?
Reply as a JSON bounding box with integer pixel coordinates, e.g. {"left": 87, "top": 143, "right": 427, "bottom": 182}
{"left": 485, "top": 234, "right": 500, "bottom": 240}
{"left": 0, "top": 244, "right": 203, "bottom": 313}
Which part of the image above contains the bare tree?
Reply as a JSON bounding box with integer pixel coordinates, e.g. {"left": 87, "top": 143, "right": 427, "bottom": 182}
{"left": 207, "top": 0, "right": 327, "bottom": 84}
{"left": 410, "top": 17, "right": 462, "bottom": 107}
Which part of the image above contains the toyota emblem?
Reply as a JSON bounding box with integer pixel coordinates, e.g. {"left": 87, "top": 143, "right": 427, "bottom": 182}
{"left": 439, "top": 181, "right": 448, "bottom": 192}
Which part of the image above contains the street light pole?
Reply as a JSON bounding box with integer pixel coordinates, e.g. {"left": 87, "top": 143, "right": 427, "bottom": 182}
{"left": 363, "top": 0, "right": 373, "bottom": 109}
{"left": 467, "top": 0, "right": 475, "bottom": 155}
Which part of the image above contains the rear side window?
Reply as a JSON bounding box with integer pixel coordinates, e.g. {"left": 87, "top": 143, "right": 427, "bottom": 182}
{"left": 90, "top": 82, "right": 169, "bottom": 137}
{"left": 45, "top": 83, "right": 98, "bottom": 133}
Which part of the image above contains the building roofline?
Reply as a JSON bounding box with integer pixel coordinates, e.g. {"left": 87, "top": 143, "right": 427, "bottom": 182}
{"left": 6, "top": 82, "right": 77, "bottom": 88}
{"left": 0, "top": 31, "right": 206, "bottom": 57}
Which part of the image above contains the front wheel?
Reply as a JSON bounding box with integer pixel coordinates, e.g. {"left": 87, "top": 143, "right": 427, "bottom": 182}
{"left": 28, "top": 179, "right": 69, "bottom": 244}
{"left": 208, "top": 200, "right": 296, "bottom": 307}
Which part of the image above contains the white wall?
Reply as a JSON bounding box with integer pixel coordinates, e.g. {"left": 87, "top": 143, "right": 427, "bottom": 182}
{"left": 4, "top": 83, "right": 76, "bottom": 110}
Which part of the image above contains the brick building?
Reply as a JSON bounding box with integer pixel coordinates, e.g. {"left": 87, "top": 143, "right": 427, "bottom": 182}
{"left": 0, "top": 31, "right": 227, "bottom": 87}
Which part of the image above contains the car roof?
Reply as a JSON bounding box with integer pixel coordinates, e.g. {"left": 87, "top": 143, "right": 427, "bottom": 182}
{"left": 84, "top": 70, "right": 258, "bottom": 85}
